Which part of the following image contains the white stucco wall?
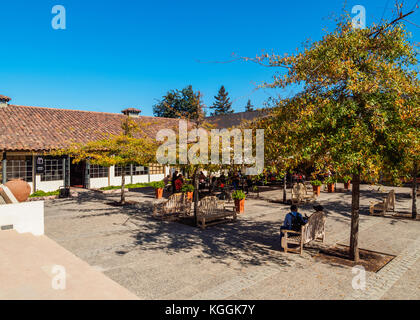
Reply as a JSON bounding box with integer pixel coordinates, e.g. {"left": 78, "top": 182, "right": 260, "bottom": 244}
{"left": 150, "top": 174, "right": 164, "bottom": 182}
{"left": 132, "top": 175, "right": 149, "bottom": 184}
{"left": 90, "top": 177, "right": 109, "bottom": 189}
{"left": 36, "top": 174, "right": 64, "bottom": 193}
{"left": 0, "top": 201, "right": 44, "bottom": 236}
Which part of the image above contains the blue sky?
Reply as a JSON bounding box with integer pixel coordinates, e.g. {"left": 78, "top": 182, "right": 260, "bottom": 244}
{"left": 0, "top": 0, "right": 418, "bottom": 116}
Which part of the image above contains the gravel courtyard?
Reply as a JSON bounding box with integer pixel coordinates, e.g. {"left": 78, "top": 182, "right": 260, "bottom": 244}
{"left": 44, "top": 185, "right": 420, "bottom": 299}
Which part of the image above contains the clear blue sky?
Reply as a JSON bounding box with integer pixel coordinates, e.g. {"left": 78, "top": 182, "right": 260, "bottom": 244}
{"left": 0, "top": 0, "right": 418, "bottom": 116}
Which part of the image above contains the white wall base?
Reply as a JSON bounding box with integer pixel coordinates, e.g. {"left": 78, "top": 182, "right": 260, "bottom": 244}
{"left": 0, "top": 201, "right": 44, "bottom": 236}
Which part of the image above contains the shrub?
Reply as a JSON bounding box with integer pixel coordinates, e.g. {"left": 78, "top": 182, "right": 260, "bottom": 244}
{"left": 311, "top": 180, "right": 322, "bottom": 186}
{"left": 232, "top": 190, "right": 246, "bottom": 200}
{"left": 342, "top": 175, "right": 352, "bottom": 183}
{"left": 150, "top": 181, "right": 165, "bottom": 189}
{"left": 29, "top": 190, "right": 60, "bottom": 198}
{"left": 181, "top": 184, "right": 194, "bottom": 192}
{"left": 324, "top": 177, "right": 336, "bottom": 185}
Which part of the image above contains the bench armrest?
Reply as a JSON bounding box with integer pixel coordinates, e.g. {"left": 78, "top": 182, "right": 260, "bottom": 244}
{"left": 281, "top": 229, "right": 301, "bottom": 235}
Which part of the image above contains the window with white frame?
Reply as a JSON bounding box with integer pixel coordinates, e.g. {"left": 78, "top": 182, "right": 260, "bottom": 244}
{"left": 133, "top": 164, "right": 148, "bottom": 175}
{"left": 6, "top": 155, "right": 33, "bottom": 182}
{"left": 90, "top": 165, "right": 109, "bottom": 178}
{"left": 114, "top": 165, "right": 131, "bottom": 177}
{"left": 41, "top": 157, "right": 64, "bottom": 182}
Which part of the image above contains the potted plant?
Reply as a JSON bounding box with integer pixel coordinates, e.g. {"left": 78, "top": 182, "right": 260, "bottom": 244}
{"left": 181, "top": 184, "right": 194, "bottom": 200}
{"left": 150, "top": 181, "right": 165, "bottom": 199}
{"left": 324, "top": 177, "right": 336, "bottom": 193}
{"left": 311, "top": 180, "right": 322, "bottom": 196}
{"left": 232, "top": 190, "right": 246, "bottom": 213}
{"left": 342, "top": 175, "right": 351, "bottom": 190}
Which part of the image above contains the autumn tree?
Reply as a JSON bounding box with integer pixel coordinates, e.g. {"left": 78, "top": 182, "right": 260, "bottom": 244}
{"left": 210, "top": 85, "right": 234, "bottom": 116}
{"left": 252, "top": 7, "right": 419, "bottom": 261}
{"left": 153, "top": 85, "right": 205, "bottom": 120}
{"left": 55, "top": 117, "right": 157, "bottom": 204}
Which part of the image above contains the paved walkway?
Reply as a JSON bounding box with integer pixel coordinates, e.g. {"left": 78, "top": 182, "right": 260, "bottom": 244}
{"left": 41, "top": 184, "right": 419, "bottom": 300}
{"left": 0, "top": 230, "right": 138, "bottom": 300}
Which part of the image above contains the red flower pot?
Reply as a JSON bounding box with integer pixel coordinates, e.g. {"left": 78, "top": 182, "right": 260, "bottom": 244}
{"left": 327, "top": 183, "right": 335, "bottom": 193}
{"left": 155, "top": 188, "right": 163, "bottom": 199}
{"left": 313, "top": 185, "right": 321, "bottom": 196}
{"left": 234, "top": 199, "right": 245, "bottom": 213}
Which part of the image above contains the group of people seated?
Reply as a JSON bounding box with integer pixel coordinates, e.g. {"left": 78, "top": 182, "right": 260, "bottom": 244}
{"left": 280, "top": 204, "right": 323, "bottom": 249}
{"left": 163, "top": 171, "right": 185, "bottom": 194}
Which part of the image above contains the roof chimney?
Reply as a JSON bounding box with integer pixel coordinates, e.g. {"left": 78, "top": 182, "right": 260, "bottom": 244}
{"left": 0, "top": 95, "right": 11, "bottom": 108}
{"left": 121, "top": 108, "right": 141, "bottom": 118}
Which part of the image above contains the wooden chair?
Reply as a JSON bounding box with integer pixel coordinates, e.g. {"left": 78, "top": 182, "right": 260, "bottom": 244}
{"left": 281, "top": 211, "right": 326, "bottom": 255}
{"left": 152, "top": 193, "right": 192, "bottom": 219}
{"left": 369, "top": 190, "right": 395, "bottom": 216}
{"left": 291, "top": 184, "right": 301, "bottom": 204}
{"left": 196, "top": 196, "right": 237, "bottom": 229}
{"left": 299, "top": 183, "right": 315, "bottom": 202}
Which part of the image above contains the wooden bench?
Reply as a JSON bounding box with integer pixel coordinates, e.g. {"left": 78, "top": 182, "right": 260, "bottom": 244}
{"left": 291, "top": 184, "right": 301, "bottom": 204}
{"left": 369, "top": 190, "right": 395, "bottom": 216}
{"left": 196, "top": 196, "right": 237, "bottom": 229}
{"left": 152, "top": 193, "right": 192, "bottom": 219}
{"left": 281, "top": 210, "right": 326, "bottom": 255}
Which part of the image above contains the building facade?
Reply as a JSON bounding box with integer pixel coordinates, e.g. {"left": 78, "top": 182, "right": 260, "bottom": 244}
{"left": 0, "top": 95, "right": 174, "bottom": 192}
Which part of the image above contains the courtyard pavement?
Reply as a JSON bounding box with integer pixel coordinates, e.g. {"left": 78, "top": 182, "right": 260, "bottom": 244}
{"left": 43, "top": 184, "right": 420, "bottom": 300}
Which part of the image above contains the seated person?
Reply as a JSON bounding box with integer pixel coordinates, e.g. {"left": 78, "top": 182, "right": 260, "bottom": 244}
{"left": 280, "top": 205, "right": 308, "bottom": 248}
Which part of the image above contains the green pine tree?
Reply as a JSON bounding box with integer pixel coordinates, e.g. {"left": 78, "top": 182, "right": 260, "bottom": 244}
{"left": 245, "top": 99, "right": 254, "bottom": 112}
{"left": 153, "top": 85, "right": 205, "bottom": 120}
{"left": 210, "top": 86, "right": 234, "bottom": 116}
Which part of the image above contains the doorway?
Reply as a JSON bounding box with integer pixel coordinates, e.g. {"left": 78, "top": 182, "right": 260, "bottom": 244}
{"left": 70, "top": 160, "right": 85, "bottom": 188}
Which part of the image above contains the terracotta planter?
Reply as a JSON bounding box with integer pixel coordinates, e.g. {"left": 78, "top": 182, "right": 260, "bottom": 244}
{"left": 186, "top": 191, "right": 193, "bottom": 200}
{"left": 344, "top": 181, "right": 351, "bottom": 190}
{"left": 234, "top": 199, "right": 245, "bottom": 213}
{"left": 327, "top": 183, "right": 335, "bottom": 193}
{"left": 4, "top": 179, "right": 31, "bottom": 202}
{"left": 313, "top": 185, "right": 321, "bottom": 196}
{"left": 155, "top": 188, "right": 163, "bottom": 199}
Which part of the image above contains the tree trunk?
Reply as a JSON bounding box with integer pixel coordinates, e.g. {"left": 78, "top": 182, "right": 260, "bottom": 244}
{"left": 193, "top": 169, "right": 199, "bottom": 226}
{"left": 121, "top": 169, "right": 126, "bottom": 205}
{"left": 283, "top": 173, "right": 287, "bottom": 203}
{"left": 349, "top": 171, "right": 360, "bottom": 262}
{"left": 412, "top": 161, "right": 418, "bottom": 220}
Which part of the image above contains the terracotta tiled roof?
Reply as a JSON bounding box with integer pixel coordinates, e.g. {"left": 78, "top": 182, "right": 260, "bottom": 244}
{"left": 0, "top": 95, "right": 11, "bottom": 102}
{"left": 0, "top": 105, "right": 184, "bottom": 151}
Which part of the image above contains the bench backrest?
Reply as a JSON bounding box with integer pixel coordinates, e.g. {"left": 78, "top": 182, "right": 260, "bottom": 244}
{"left": 291, "top": 184, "right": 300, "bottom": 199}
{"left": 302, "top": 211, "right": 325, "bottom": 244}
{"left": 298, "top": 183, "right": 310, "bottom": 197}
{"left": 385, "top": 190, "right": 395, "bottom": 209}
{"left": 163, "top": 193, "right": 191, "bottom": 214}
{"left": 198, "top": 196, "right": 220, "bottom": 217}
